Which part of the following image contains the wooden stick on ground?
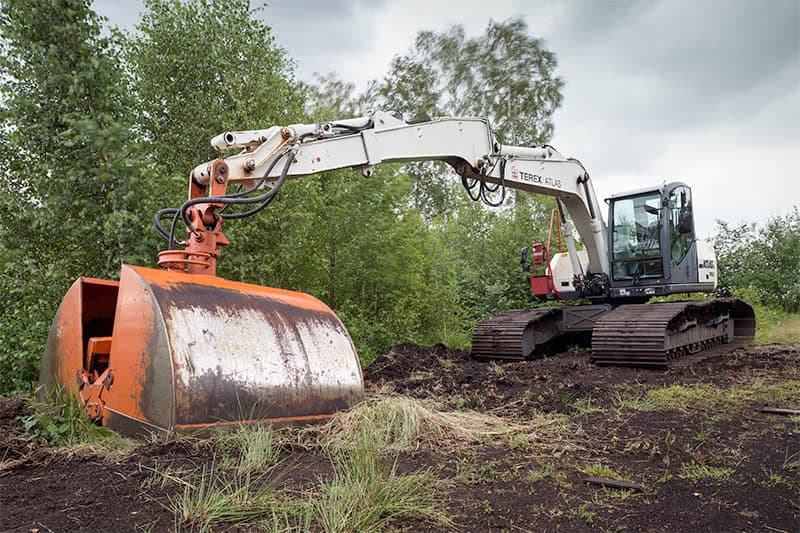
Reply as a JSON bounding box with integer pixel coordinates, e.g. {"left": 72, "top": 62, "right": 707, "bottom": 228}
{"left": 758, "top": 407, "right": 800, "bottom": 416}
{"left": 581, "top": 476, "right": 644, "bottom": 491}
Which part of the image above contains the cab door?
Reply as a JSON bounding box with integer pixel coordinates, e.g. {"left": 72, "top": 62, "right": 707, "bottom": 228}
{"left": 665, "top": 185, "right": 697, "bottom": 283}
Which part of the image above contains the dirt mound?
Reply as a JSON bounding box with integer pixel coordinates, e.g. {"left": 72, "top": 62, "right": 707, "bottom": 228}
{"left": 0, "top": 396, "right": 32, "bottom": 462}
{"left": 365, "top": 342, "right": 576, "bottom": 415}
{"left": 366, "top": 342, "right": 800, "bottom": 417}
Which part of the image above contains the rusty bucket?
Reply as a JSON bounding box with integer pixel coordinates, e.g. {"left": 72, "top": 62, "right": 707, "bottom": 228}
{"left": 40, "top": 264, "right": 364, "bottom": 436}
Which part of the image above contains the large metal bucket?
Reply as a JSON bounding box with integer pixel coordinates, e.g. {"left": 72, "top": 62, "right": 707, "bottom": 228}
{"left": 40, "top": 264, "right": 364, "bottom": 436}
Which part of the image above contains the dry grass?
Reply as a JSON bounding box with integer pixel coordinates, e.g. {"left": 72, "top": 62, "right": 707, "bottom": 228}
{"left": 305, "top": 390, "right": 577, "bottom": 455}
{"left": 52, "top": 438, "right": 139, "bottom": 460}
{"left": 0, "top": 457, "right": 26, "bottom": 472}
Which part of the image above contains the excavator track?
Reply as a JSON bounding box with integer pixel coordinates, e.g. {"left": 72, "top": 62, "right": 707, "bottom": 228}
{"left": 471, "top": 308, "right": 563, "bottom": 361}
{"left": 591, "top": 298, "right": 755, "bottom": 368}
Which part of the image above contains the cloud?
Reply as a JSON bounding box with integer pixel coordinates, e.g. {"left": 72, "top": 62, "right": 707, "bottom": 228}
{"left": 258, "top": 0, "right": 388, "bottom": 77}
{"left": 93, "top": 0, "right": 143, "bottom": 29}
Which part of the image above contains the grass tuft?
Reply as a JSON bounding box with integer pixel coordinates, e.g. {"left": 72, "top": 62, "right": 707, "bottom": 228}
{"left": 312, "top": 434, "right": 451, "bottom": 532}
{"left": 678, "top": 462, "right": 733, "bottom": 482}
{"left": 758, "top": 468, "right": 791, "bottom": 488}
{"left": 213, "top": 424, "right": 283, "bottom": 476}
{"left": 782, "top": 451, "right": 800, "bottom": 472}
{"left": 568, "top": 503, "right": 596, "bottom": 524}
{"left": 610, "top": 388, "right": 659, "bottom": 412}
{"left": 582, "top": 463, "right": 628, "bottom": 481}
{"left": 569, "top": 398, "right": 605, "bottom": 416}
{"left": 170, "top": 462, "right": 282, "bottom": 532}
{"left": 525, "top": 463, "right": 557, "bottom": 484}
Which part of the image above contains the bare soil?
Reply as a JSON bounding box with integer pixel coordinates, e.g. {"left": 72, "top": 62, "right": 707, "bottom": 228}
{"left": 2, "top": 343, "right": 799, "bottom": 532}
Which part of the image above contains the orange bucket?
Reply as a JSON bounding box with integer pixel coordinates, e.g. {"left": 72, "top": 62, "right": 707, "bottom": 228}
{"left": 40, "top": 264, "right": 364, "bottom": 436}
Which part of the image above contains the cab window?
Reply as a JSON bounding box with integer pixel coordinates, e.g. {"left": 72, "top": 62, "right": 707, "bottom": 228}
{"left": 611, "top": 192, "right": 664, "bottom": 281}
{"left": 669, "top": 186, "right": 693, "bottom": 264}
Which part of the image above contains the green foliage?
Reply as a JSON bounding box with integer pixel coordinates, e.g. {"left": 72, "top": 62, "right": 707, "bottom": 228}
{"left": 729, "top": 286, "right": 798, "bottom": 343}
{"left": 0, "top": 0, "right": 153, "bottom": 392}
{"left": 381, "top": 18, "right": 562, "bottom": 218}
{"left": 305, "top": 18, "right": 564, "bottom": 338}
{"left": 713, "top": 209, "right": 800, "bottom": 311}
{"left": 22, "top": 386, "right": 120, "bottom": 447}
{"left": 127, "top": 0, "right": 304, "bottom": 182}
{"left": 438, "top": 194, "right": 558, "bottom": 323}
{"left": 756, "top": 313, "right": 800, "bottom": 345}
{"left": 380, "top": 18, "right": 563, "bottom": 145}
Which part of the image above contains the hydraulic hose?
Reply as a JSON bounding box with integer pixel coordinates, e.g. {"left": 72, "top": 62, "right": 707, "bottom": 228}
{"left": 166, "top": 149, "right": 296, "bottom": 249}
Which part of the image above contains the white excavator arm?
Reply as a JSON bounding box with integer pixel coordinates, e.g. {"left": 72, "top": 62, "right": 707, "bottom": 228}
{"left": 187, "top": 110, "right": 610, "bottom": 277}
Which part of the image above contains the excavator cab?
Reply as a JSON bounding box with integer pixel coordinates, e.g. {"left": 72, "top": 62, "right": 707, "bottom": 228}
{"left": 606, "top": 182, "right": 713, "bottom": 300}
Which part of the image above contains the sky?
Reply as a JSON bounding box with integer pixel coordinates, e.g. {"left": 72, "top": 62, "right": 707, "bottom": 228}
{"left": 94, "top": 0, "right": 800, "bottom": 236}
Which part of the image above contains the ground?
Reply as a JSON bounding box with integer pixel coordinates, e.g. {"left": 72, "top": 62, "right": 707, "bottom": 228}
{"left": 1, "top": 343, "right": 799, "bottom": 532}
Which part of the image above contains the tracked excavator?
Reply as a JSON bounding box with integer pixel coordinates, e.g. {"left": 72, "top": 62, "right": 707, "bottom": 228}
{"left": 40, "top": 111, "right": 754, "bottom": 435}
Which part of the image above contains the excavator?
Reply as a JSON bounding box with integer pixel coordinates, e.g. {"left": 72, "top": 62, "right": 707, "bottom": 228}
{"left": 40, "top": 111, "right": 755, "bottom": 436}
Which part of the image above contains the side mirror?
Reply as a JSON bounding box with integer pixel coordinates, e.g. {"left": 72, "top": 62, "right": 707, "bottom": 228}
{"left": 679, "top": 211, "right": 693, "bottom": 234}
{"left": 521, "top": 247, "right": 530, "bottom": 272}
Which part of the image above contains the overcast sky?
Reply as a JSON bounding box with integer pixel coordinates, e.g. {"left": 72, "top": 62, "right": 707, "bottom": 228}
{"left": 94, "top": 0, "right": 799, "bottom": 236}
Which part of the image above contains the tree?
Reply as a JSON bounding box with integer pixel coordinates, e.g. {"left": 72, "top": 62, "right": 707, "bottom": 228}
{"left": 127, "top": 0, "right": 304, "bottom": 186}
{"left": 379, "top": 18, "right": 563, "bottom": 145}
{"left": 375, "top": 17, "right": 564, "bottom": 218}
{"left": 125, "top": 0, "right": 308, "bottom": 287}
{"left": 309, "top": 17, "right": 566, "bottom": 332}
{"left": 713, "top": 209, "right": 800, "bottom": 311}
{"left": 0, "top": 0, "right": 151, "bottom": 392}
